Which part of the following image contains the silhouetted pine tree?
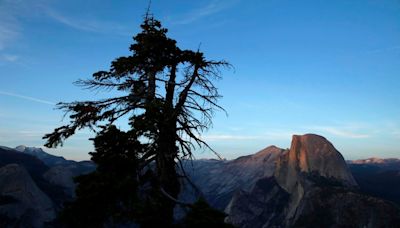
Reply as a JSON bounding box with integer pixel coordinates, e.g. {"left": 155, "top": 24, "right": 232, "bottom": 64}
{"left": 44, "top": 13, "right": 230, "bottom": 227}
{"left": 59, "top": 126, "right": 142, "bottom": 227}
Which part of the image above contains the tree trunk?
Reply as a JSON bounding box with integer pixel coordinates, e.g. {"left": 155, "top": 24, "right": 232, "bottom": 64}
{"left": 148, "top": 71, "right": 156, "bottom": 100}
{"left": 155, "top": 116, "right": 180, "bottom": 224}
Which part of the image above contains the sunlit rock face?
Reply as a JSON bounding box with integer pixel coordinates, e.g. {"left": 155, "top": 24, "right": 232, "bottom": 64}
{"left": 275, "top": 134, "right": 357, "bottom": 192}
{"left": 0, "top": 164, "right": 55, "bottom": 228}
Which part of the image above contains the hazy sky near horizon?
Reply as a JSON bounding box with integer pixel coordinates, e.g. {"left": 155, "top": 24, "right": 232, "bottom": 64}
{"left": 0, "top": 0, "right": 399, "bottom": 160}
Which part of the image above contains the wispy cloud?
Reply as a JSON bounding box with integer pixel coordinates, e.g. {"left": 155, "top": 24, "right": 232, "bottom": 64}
{"left": 202, "top": 134, "right": 262, "bottom": 141}
{"left": 0, "top": 0, "right": 48, "bottom": 63}
{"left": 0, "top": 20, "right": 19, "bottom": 51}
{"left": 263, "top": 131, "right": 300, "bottom": 140}
{"left": 392, "top": 131, "right": 400, "bottom": 138}
{"left": 17, "top": 130, "right": 47, "bottom": 138}
{"left": 202, "top": 130, "right": 298, "bottom": 142}
{"left": 170, "top": 0, "right": 239, "bottom": 25}
{"left": 45, "top": 10, "right": 94, "bottom": 32}
{"left": 367, "top": 45, "right": 400, "bottom": 54}
{"left": 0, "top": 54, "right": 18, "bottom": 62}
{"left": 0, "top": 1, "right": 22, "bottom": 51}
{"left": 385, "top": 122, "right": 400, "bottom": 139}
{"left": 0, "top": 91, "right": 55, "bottom": 105}
{"left": 44, "top": 8, "right": 130, "bottom": 36}
{"left": 0, "top": 129, "right": 44, "bottom": 143}
{"left": 309, "top": 125, "right": 370, "bottom": 139}
{"left": 0, "top": 0, "right": 130, "bottom": 54}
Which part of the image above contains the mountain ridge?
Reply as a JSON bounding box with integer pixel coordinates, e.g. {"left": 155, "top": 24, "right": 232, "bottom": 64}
{"left": 1, "top": 135, "right": 399, "bottom": 227}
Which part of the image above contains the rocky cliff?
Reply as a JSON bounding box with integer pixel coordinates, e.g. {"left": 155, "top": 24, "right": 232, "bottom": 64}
{"left": 224, "top": 134, "right": 400, "bottom": 227}
{"left": 0, "top": 146, "right": 94, "bottom": 227}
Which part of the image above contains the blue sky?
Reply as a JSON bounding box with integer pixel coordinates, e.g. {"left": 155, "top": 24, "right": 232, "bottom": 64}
{"left": 0, "top": 0, "right": 399, "bottom": 160}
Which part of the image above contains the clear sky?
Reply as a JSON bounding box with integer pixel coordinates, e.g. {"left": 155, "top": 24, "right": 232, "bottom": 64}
{"left": 0, "top": 0, "right": 399, "bottom": 161}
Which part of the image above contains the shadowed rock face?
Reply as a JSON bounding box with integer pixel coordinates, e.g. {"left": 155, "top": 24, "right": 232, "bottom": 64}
{"left": 0, "top": 164, "right": 56, "bottom": 228}
{"left": 43, "top": 166, "right": 76, "bottom": 198}
{"left": 295, "top": 187, "right": 400, "bottom": 228}
{"left": 225, "top": 177, "right": 289, "bottom": 228}
{"left": 180, "top": 146, "right": 287, "bottom": 210}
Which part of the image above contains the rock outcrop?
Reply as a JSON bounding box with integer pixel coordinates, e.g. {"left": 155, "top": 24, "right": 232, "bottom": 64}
{"left": 275, "top": 134, "right": 357, "bottom": 191}
{"left": 0, "top": 164, "right": 56, "bottom": 228}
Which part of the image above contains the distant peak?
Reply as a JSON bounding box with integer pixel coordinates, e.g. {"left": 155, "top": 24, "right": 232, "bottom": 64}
{"left": 265, "top": 145, "right": 281, "bottom": 150}
{"left": 253, "top": 145, "right": 285, "bottom": 157}
{"left": 350, "top": 157, "right": 400, "bottom": 164}
{"left": 15, "top": 145, "right": 27, "bottom": 152}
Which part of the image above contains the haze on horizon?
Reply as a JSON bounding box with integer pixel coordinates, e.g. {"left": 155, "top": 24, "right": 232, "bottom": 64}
{"left": 0, "top": 0, "right": 399, "bottom": 161}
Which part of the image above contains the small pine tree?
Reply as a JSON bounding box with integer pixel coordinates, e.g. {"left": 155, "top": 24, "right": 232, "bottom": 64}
{"left": 181, "top": 199, "right": 235, "bottom": 228}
